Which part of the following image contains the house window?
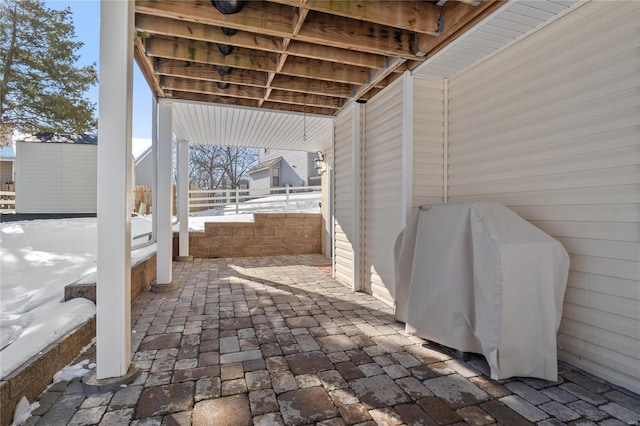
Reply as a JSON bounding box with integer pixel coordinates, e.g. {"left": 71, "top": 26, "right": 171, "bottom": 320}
{"left": 272, "top": 167, "right": 279, "bottom": 187}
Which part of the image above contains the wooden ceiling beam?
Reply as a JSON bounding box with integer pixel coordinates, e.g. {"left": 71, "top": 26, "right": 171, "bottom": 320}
{"left": 136, "top": 1, "right": 295, "bottom": 36}
{"left": 134, "top": 36, "right": 164, "bottom": 98}
{"left": 349, "top": 57, "right": 406, "bottom": 106}
{"left": 164, "top": 90, "right": 262, "bottom": 108}
{"left": 285, "top": 41, "right": 386, "bottom": 69}
{"left": 160, "top": 76, "right": 266, "bottom": 100}
{"left": 271, "top": 75, "right": 353, "bottom": 98}
{"left": 135, "top": 0, "right": 427, "bottom": 60}
{"left": 280, "top": 57, "right": 370, "bottom": 85}
{"left": 136, "top": 14, "right": 283, "bottom": 53}
{"left": 137, "top": 13, "right": 387, "bottom": 69}
{"left": 270, "top": 0, "right": 442, "bottom": 35}
{"left": 146, "top": 37, "right": 278, "bottom": 72}
{"left": 268, "top": 90, "right": 342, "bottom": 109}
{"left": 296, "top": 12, "right": 422, "bottom": 60}
{"left": 155, "top": 59, "right": 270, "bottom": 88}
{"left": 416, "top": 1, "right": 503, "bottom": 56}
{"left": 261, "top": 101, "right": 337, "bottom": 115}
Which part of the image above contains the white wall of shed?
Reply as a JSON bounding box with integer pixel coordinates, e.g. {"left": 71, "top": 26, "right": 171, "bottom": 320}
{"left": 446, "top": 0, "right": 640, "bottom": 393}
{"left": 15, "top": 142, "right": 97, "bottom": 214}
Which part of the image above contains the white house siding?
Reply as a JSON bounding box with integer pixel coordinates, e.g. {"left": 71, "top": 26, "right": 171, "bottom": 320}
{"left": 333, "top": 107, "right": 355, "bottom": 287}
{"left": 16, "top": 142, "right": 97, "bottom": 214}
{"left": 446, "top": 1, "right": 640, "bottom": 393}
{"left": 135, "top": 150, "right": 154, "bottom": 188}
{"left": 412, "top": 76, "right": 445, "bottom": 210}
{"left": 363, "top": 78, "right": 404, "bottom": 305}
{"left": 258, "top": 148, "right": 313, "bottom": 187}
{"left": 249, "top": 168, "right": 271, "bottom": 194}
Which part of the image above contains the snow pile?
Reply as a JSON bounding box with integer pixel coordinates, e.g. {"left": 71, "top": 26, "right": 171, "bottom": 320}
{"left": 52, "top": 359, "right": 93, "bottom": 383}
{"left": 11, "top": 397, "right": 39, "bottom": 426}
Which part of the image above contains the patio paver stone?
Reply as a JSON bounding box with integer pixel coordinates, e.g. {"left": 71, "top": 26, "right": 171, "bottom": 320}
{"left": 19, "top": 255, "right": 640, "bottom": 426}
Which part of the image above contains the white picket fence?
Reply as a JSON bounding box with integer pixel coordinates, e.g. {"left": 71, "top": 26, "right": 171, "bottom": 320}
{"left": 189, "top": 185, "right": 321, "bottom": 215}
{"left": 0, "top": 190, "right": 15, "bottom": 213}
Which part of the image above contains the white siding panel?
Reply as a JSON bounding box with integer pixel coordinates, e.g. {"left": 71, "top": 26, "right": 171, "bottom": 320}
{"left": 333, "top": 107, "right": 354, "bottom": 288}
{"left": 447, "top": 1, "right": 640, "bottom": 393}
{"left": 364, "top": 78, "right": 404, "bottom": 305}
{"left": 412, "top": 76, "right": 444, "bottom": 209}
{"left": 16, "top": 143, "right": 63, "bottom": 213}
{"left": 62, "top": 144, "right": 97, "bottom": 213}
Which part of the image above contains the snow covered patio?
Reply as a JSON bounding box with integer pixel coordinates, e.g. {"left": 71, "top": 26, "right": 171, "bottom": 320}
{"left": 23, "top": 255, "right": 640, "bottom": 425}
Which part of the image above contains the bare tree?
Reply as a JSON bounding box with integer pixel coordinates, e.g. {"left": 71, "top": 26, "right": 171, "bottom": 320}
{"left": 220, "top": 146, "right": 258, "bottom": 188}
{"left": 189, "top": 144, "right": 257, "bottom": 190}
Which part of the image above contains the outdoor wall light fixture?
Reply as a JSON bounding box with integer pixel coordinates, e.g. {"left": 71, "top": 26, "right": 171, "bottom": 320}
{"left": 313, "top": 151, "right": 326, "bottom": 174}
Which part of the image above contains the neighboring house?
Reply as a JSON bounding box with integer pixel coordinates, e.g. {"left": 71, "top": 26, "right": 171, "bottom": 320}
{"left": 15, "top": 133, "right": 97, "bottom": 214}
{"left": 0, "top": 145, "right": 15, "bottom": 185}
{"left": 134, "top": 145, "right": 153, "bottom": 188}
{"left": 248, "top": 148, "right": 320, "bottom": 193}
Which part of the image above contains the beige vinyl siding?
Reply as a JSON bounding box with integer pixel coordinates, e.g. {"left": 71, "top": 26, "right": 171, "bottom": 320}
{"left": 363, "top": 78, "right": 404, "bottom": 305}
{"left": 333, "top": 107, "right": 355, "bottom": 287}
{"left": 447, "top": 0, "right": 640, "bottom": 393}
{"left": 412, "top": 76, "right": 444, "bottom": 210}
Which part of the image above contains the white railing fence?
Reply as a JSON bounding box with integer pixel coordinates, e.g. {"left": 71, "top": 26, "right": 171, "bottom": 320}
{"left": 189, "top": 185, "right": 321, "bottom": 215}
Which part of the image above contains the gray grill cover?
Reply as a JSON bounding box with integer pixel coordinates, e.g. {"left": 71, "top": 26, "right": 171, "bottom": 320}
{"left": 395, "top": 202, "right": 569, "bottom": 381}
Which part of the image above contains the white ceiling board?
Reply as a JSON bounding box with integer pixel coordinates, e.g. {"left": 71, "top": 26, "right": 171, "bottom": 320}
{"left": 413, "top": 0, "right": 580, "bottom": 79}
{"left": 171, "top": 101, "right": 334, "bottom": 152}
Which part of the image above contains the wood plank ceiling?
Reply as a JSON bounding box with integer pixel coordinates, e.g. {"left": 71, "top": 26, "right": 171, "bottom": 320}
{"left": 134, "top": 0, "right": 505, "bottom": 116}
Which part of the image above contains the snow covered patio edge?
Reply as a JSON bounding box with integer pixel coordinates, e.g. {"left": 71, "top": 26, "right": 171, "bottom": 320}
{"left": 0, "top": 317, "right": 96, "bottom": 426}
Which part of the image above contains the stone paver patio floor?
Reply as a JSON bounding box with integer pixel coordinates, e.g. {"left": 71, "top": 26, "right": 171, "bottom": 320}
{"left": 26, "top": 255, "right": 640, "bottom": 426}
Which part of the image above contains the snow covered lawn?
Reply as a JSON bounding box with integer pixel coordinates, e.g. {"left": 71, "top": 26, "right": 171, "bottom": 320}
{"left": 0, "top": 217, "right": 154, "bottom": 378}
{"left": 0, "top": 191, "right": 321, "bottom": 378}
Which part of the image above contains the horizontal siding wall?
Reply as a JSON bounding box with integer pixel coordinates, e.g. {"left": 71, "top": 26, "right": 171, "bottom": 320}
{"left": 364, "top": 78, "right": 404, "bottom": 305}
{"left": 16, "top": 143, "right": 63, "bottom": 213}
{"left": 447, "top": 1, "right": 640, "bottom": 393}
{"left": 333, "top": 107, "right": 355, "bottom": 287}
{"left": 412, "top": 76, "right": 445, "bottom": 210}
{"left": 62, "top": 144, "right": 97, "bottom": 213}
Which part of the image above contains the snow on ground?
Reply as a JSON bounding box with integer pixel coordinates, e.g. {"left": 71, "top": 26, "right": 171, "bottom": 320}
{"left": 0, "top": 217, "right": 153, "bottom": 378}
{"left": 0, "top": 192, "right": 321, "bottom": 378}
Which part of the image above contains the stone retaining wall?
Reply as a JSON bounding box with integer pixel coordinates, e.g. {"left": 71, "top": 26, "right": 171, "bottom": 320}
{"left": 1, "top": 253, "right": 157, "bottom": 426}
{"left": 0, "top": 318, "right": 96, "bottom": 426}
{"left": 180, "top": 213, "right": 322, "bottom": 258}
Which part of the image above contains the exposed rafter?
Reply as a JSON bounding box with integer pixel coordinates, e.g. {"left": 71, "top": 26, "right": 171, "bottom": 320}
{"left": 269, "top": 0, "right": 443, "bottom": 34}
{"left": 134, "top": 0, "right": 496, "bottom": 115}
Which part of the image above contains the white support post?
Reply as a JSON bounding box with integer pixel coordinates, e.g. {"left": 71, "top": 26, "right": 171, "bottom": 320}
{"left": 96, "top": 0, "right": 134, "bottom": 380}
{"left": 235, "top": 187, "right": 239, "bottom": 213}
{"left": 176, "top": 139, "right": 191, "bottom": 261}
{"left": 153, "top": 102, "right": 178, "bottom": 290}
{"left": 286, "top": 184, "right": 290, "bottom": 205}
{"left": 443, "top": 79, "right": 449, "bottom": 204}
{"left": 401, "top": 71, "right": 414, "bottom": 227}
{"left": 151, "top": 99, "right": 158, "bottom": 241}
{"left": 351, "top": 103, "right": 363, "bottom": 293}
